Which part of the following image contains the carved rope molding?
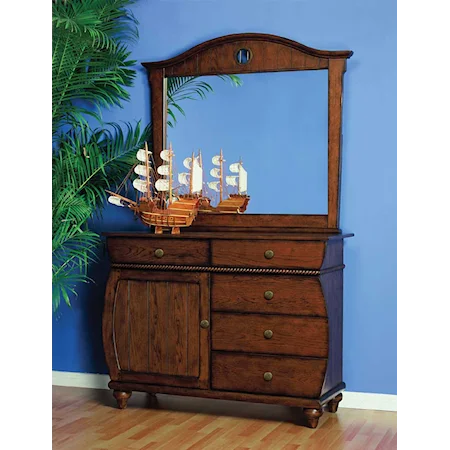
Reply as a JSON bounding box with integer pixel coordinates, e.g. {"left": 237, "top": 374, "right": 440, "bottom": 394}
{"left": 110, "top": 263, "right": 345, "bottom": 275}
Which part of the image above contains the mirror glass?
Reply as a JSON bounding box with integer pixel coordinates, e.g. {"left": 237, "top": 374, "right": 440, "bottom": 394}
{"left": 166, "top": 70, "right": 328, "bottom": 214}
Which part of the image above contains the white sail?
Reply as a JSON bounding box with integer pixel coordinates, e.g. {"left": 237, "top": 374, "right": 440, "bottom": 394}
{"left": 192, "top": 158, "right": 203, "bottom": 193}
{"left": 207, "top": 181, "right": 220, "bottom": 192}
{"left": 183, "top": 157, "right": 192, "bottom": 169}
{"left": 212, "top": 155, "right": 221, "bottom": 166}
{"left": 226, "top": 176, "right": 238, "bottom": 187}
{"left": 133, "top": 178, "right": 148, "bottom": 193}
{"left": 178, "top": 172, "right": 189, "bottom": 185}
{"left": 136, "top": 149, "right": 152, "bottom": 162}
{"left": 210, "top": 168, "right": 221, "bottom": 178}
{"left": 160, "top": 149, "right": 171, "bottom": 162}
{"left": 238, "top": 165, "right": 247, "bottom": 193}
{"left": 108, "top": 196, "right": 124, "bottom": 207}
{"left": 134, "top": 164, "right": 148, "bottom": 176}
{"left": 229, "top": 162, "right": 240, "bottom": 173}
{"left": 155, "top": 179, "right": 170, "bottom": 192}
{"left": 157, "top": 165, "right": 170, "bottom": 176}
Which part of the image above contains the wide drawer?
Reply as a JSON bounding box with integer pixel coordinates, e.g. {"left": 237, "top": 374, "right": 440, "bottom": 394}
{"left": 107, "top": 237, "right": 209, "bottom": 265}
{"left": 211, "top": 274, "right": 327, "bottom": 317}
{"left": 212, "top": 352, "right": 326, "bottom": 398}
{"left": 211, "top": 240, "right": 326, "bottom": 269}
{"left": 212, "top": 313, "right": 328, "bottom": 358}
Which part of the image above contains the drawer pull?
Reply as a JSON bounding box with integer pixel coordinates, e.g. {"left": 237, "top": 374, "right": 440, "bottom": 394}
{"left": 264, "top": 290, "right": 274, "bottom": 300}
{"left": 263, "top": 329, "right": 273, "bottom": 339}
{"left": 264, "top": 250, "right": 274, "bottom": 259}
{"left": 263, "top": 372, "right": 273, "bottom": 381}
{"left": 154, "top": 248, "right": 164, "bottom": 258}
{"left": 200, "top": 320, "right": 210, "bottom": 329}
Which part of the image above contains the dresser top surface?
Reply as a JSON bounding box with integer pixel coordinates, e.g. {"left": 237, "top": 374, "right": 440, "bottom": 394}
{"left": 103, "top": 231, "right": 354, "bottom": 241}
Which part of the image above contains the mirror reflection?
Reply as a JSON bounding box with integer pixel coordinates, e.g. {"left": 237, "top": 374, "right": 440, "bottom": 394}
{"left": 167, "top": 70, "right": 328, "bottom": 214}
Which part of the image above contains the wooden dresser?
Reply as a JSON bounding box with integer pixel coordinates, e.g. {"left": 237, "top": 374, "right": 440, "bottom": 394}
{"left": 102, "top": 231, "right": 351, "bottom": 428}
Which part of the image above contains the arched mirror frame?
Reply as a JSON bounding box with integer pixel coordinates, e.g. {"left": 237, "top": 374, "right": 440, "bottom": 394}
{"left": 143, "top": 33, "right": 353, "bottom": 233}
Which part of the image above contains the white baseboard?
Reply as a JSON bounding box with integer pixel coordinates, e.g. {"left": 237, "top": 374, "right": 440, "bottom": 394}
{"left": 52, "top": 371, "right": 397, "bottom": 412}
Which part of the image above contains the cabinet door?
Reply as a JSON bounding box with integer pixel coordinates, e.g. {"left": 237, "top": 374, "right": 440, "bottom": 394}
{"left": 103, "top": 270, "right": 210, "bottom": 389}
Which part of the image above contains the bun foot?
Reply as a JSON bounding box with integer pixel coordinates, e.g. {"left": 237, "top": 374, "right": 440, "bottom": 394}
{"left": 303, "top": 408, "right": 323, "bottom": 429}
{"left": 113, "top": 390, "right": 132, "bottom": 409}
{"left": 327, "top": 393, "right": 343, "bottom": 413}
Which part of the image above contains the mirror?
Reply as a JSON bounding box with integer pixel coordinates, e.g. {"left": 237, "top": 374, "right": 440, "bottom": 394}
{"left": 166, "top": 70, "right": 328, "bottom": 214}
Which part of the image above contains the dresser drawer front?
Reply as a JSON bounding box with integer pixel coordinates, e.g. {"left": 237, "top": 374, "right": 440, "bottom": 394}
{"left": 211, "top": 240, "right": 326, "bottom": 269}
{"left": 212, "top": 313, "right": 328, "bottom": 358}
{"left": 211, "top": 275, "right": 327, "bottom": 317}
{"left": 212, "top": 352, "right": 326, "bottom": 398}
{"left": 107, "top": 237, "right": 209, "bottom": 265}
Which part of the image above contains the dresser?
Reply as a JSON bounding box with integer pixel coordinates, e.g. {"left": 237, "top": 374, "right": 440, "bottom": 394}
{"left": 103, "top": 33, "right": 353, "bottom": 428}
{"left": 102, "top": 231, "right": 351, "bottom": 428}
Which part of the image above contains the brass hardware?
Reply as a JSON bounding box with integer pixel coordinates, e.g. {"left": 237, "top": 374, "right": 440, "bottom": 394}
{"left": 263, "top": 329, "right": 273, "bottom": 339}
{"left": 263, "top": 372, "right": 273, "bottom": 381}
{"left": 264, "top": 290, "right": 274, "bottom": 300}
{"left": 154, "top": 248, "right": 164, "bottom": 258}
{"left": 200, "top": 320, "right": 210, "bottom": 329}
{"left": 264, "top": 250, "right": 274, "bottom": 259}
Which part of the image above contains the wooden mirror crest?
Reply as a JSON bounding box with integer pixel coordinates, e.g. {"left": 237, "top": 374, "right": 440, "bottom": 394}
{"left": 142, "top": 33, "right": 353, "bottom": 233}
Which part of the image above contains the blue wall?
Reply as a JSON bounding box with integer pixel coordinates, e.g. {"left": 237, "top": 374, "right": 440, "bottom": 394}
{"left": 53, "top": 0, "right": 397, "bottom": 395}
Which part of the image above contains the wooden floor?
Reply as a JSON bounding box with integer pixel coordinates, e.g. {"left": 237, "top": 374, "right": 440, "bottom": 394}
{"left": 53, "top": 386, "right": 396, "bottom": 450}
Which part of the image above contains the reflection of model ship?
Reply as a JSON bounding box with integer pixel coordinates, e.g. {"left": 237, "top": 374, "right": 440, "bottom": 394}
{"left": 204, "top": 149, "right": 250, "bottom": 214}
{"left": 107, "top": 143, "right": 200, "bottom": 234}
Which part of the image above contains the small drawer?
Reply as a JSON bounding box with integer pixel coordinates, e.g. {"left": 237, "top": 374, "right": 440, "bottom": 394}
{"left": 211, "top": 240, "right": 326, "bottom": 269}
{"left": 211, "top": 274, "right": 327, "bottom": 317}
{"left": 212, "top": 352, "right": 326, "bottom": 398}
{"left": 212, "top": 313, "right": 328, "bottom": 358}
{"left": 107, "top": 237, "right": 209, "bottom": 265}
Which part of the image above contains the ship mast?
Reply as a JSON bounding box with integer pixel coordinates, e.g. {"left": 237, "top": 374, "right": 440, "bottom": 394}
{"left": 198, "top": 149, "right": 203, "bottom": 195}
{"left": 144, "top": 141, "right": 150, "bottom": 201}
{"left": 219, "top": 148, "right": 223, "bottom": 203}
{"left": 189, "top": 151, "right": 194, "bottom": 195}
{"left": 168, "top": 142, "right": 173, "bottom": 205}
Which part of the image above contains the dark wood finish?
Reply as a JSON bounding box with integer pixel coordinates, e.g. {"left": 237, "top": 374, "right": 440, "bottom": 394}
{"left": 211, "top": 274, "right": 327, "bottom": 317}
{"left": 211, "top": 239, "right": 326, "bottom": 269}
{"left": 142, "top": 33, "right": 352, "bottom": 231}
{"left": 211, "top": 352, "right": 326, "bottom": 398}
{"left": 327, "top": 58, "right": 347, "bottom": 229}
{"left": 103, "top": 224, "right": 350, "bottom": 428}
{"left": 327, "top": 393, "right": 343, "bottom": 413}
{"left": 113, "top": 390, "right": 131, "bottom": 409}
{"left": 212, "top": 312, "right": 328, "bottom": 357}
{"left": 302, "top": 408, "right": 324, "bottom": 429}
{"left": 107, "top": 236, "right": 209, "bottom": 265}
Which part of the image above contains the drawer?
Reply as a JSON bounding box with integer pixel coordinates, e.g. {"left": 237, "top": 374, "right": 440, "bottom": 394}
{"left": 212, "top": 313, "right": 328, "bottom": 358}
{"left": 212, "top": 352, "right": 326, "bottom": 398}
{"left": 211, "top": 240, "right": 326, "bottom": 269}
{"left": 107, "top": 237, "right": 209, "bottom": 265}
{"left": 211, "top": 274, "right": 327, "bottom": 317}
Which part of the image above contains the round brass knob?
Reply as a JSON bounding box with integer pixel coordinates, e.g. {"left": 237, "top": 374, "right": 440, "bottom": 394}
{"left": 263, "top": 329, "right": 273, "bottom": 339}
{"left": 263, "top": 372, "right": 273, "bottom": 381}
{"left": 200, "top": 320, "right": 210, "bottom": 329}
{"left": 264, "top": 290, "right": 274, "bottom": 300}
{"left": 154, "top": 248, "right": 164, "bottom": 258}
{"left": 264, "top": 250, "right": 274, "bottom": 259}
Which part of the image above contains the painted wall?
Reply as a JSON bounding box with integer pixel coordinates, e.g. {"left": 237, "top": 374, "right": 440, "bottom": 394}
{"left": 52, "top": 0, "right": 397, "bottom": 395}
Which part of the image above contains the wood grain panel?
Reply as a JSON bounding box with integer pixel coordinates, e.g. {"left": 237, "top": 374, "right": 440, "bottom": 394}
{"left": 113, "top": 280, "right": 129, "bottom": 371}
{"left": 107, "top": 237, "right": 209, "bottom": 265}
{"left": 212, "top": 352, "right": 326, "bottom": 398}
{"left": 211, "top": 274, "right": 327, "bottom": 317}
{"left": 187, "top": 283, "right": 200, "bottom": 377}
{"left": 166, "top": 283, "right": 188, "bottom": 376}
{"left": 128, "top": 280, "right": 149, "bottom": 372}
{"left": 211, "top": 240, "right": 326, "bottom": 269}
{"left": 149, "top": 282, "right": 167, "bottom": 374}
{"left": 212, "top": 313, "right": 328, "bottom": 358}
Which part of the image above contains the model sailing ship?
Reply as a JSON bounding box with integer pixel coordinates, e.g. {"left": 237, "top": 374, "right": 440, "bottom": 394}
{"left": 107, "top": 143, "right": 250, "bottom": 234}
